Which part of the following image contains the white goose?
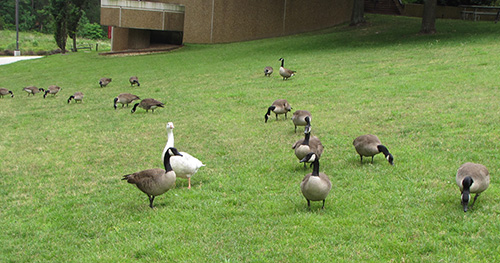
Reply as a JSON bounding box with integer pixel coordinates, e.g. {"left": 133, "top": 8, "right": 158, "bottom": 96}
{"left": 162, "top": 122, "right": 205, "bottom": 189}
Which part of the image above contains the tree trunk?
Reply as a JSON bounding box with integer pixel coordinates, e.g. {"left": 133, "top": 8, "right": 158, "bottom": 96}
{"left": 420, "top": 0, "right": 437, "bottom": 34}
{"left": 350, "top": 0, "right": 366, "bottom": 26}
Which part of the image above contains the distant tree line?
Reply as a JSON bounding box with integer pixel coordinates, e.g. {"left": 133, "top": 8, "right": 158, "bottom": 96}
{"left": 0, "top": 0, "right": 105, "bottom": 41}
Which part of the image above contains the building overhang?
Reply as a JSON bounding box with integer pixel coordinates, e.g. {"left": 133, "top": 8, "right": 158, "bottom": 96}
{"left": 101, "top": 0, "right": 185, "bottom": 31}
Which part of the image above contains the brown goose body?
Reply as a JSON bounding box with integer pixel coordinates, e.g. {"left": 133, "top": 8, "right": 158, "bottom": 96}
{"left": 0, "top": 88, "right": 14, "bottom": 98}
{"left": 291, "top": 110, "right": 311, "bottom": 132}
{"left": 67, "top": 92, "right": 84, "bottom": 103}
{"left": 265, "top": 99, "right": 292, "bottom": 122}
{"left": 129, "top": 76, "right": 140, "bottom": 86}
{"left": 23, "top": 86, "right": 43, "bottom": 96}
{"left": 131, "top": 98, "right": 165, "bottom": 113}
{"left": 114, "top": 93, "right": 140, "bottom": 109}
{"left": 264, "top": 66, "right": 273, "bottom": 77}
{"left": 293, "top": 129, "right": 324, "bottom": 167}
{"left": 353, "top": 134, "right": 394, "bottom": 165}
{"left": 44, "top": 85, "right": 61, "bottom": 98}
{"left": 300, "top": 153, "right": 331, "bottom": 209}
{"left": 456, "top": 162, "right": 490, "bottom": 212}
{"left": 99, "top": 77, "right": 112, "bottom": 88}
{"left": 278, "top": 58, "right": 296, "bottom": 80}
{"left": 122, "top": 147, "right": 182, "bottom": 208}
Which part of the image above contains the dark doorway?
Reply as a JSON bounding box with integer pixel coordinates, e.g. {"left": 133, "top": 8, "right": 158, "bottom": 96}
{"left": 150, "top": 30, "right": 183, "bottom": 46}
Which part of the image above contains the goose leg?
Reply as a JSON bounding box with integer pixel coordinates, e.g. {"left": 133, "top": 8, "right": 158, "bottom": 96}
{"left": 322, "top": 200, "right": 325, "bottom": 209}
{"left": 148, "top": 195, "right": 155, "bottom": 208}
{"left": 359, "top": 155, "right": 363, "bottom": 164}
{"left": 285, "top": 112, "right": 287, "bottom": 119}
{"left": 371, "top": 156, "right": 374, "bottom": 164}
{"left": 188, "top": 178, "right": 191, "bottom": 189}
{"left": 275, "top": 113, "right": 278, "bottom": 121}
{"left": 307, "top": 199, "right": 311, "bottom": 208}
{"left": 470, "top": 193, "right": 480, "bottom": 209}
{"left": 294, "top": 125, "right": 297, "bottom": 133}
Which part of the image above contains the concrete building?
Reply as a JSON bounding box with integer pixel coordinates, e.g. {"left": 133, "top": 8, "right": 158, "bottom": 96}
{"left": 101, "top": 0, "right": 353, "bottom": 51}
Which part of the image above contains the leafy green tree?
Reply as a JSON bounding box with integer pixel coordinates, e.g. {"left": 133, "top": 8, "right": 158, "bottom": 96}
{"left": 67, "top": 0, "right": 86, "bottom": 52}
{"left": 49, "top": 0, "right": 68, "bottom": 53}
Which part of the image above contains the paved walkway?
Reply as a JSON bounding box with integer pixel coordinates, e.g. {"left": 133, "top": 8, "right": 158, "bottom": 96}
{"left": 0, "top": 56, "right": 43, "bottom": 66}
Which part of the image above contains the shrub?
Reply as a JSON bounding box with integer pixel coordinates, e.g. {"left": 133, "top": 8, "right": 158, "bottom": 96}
{"left": 79, "top": 22, "right": 106, "bottom": 40}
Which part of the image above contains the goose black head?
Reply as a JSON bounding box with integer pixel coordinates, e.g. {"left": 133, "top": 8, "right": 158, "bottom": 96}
{"left": 131, "top": 103, "right": 140, "bottom": 113}
{"left": 300, "top": 152, "right": 317, "bottom": 163}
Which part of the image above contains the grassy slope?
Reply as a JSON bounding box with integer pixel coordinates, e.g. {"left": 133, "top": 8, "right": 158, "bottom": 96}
{"left": 0, "top": 30, "right": 111, "bottom": 53}
{"left": 1, "top": 14, "right": 500, "bottom": 261}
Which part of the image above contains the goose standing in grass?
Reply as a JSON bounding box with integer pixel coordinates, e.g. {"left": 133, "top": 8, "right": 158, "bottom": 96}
{"left": 0, "top": 88, "right": 14, "bottom": 98}
{"left": 43, "top": 85, "right": 61, "bottom": 98}
{"left": 67, "top": 92, "right": 84, "bottom": 103}
{"left": 264, "top": 66, "right": 273, "bottom": 77}
{"left": 300, "top": 152, "right": 331, "bottom": 209}
{"left": 291, "top": 110, "right": 311, "bottom": 133}
{"left": 264, "top": 99, "right": 292, "bottom": 123}
{"left": 278, "top": 58, "right": 296, "bottom": 80}
{"left": 293, "top": 125, "right": 323, "bottom": 168}
{"left": 456, "top": 162, "right": 490, "bottom": 212}
{"left": 114, "top": 93, "right": 140, "bottom": 109}
{"left": 162, "top": 122, "right": 205, "bottom": 189}
{"left": 353, "top": 134, "right": 394, "bottom": 165}
{"left": 129, "top": 76, "right": 140, "bottom": 87}
{"left": 23, "top": 86, "right": 43, "bottom": 96}
{"left": 131, "top": 98, "right": 164, "bottom": 113}
{"left": 99, "top": 77, "right": 112, "bottom": 88}
{"left": 122, "top": 147, "right": 182, "bottom": 208}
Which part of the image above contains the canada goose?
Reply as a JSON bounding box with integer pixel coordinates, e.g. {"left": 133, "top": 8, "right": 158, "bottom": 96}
{"left": 99, "top": 77, "right": 112, "bottom": 88}
{"left": 293, "top": 126, "right": 324, "bottom": 168}
{"left": 264, "top": 66, "right": 273, "bottom": 77}
{"left": 291, "top": 110, "right": 311, "bottom": 133}
{"left": 122, "top": 147, "right": 182, "bottom": 208}
{"left": 131, "top": 98, "right": 164, "bottom": 113}
{"left": 264, "top": 99, "right": 292, "bottom": 123}
{"left": 0, "top": 88, "right": 14, "bottom": 98}
{"left": 67, "top": 92, "right": 84, "bottom": 103}
{"left": 162, "top": 122, "right": 205, "bottom": 189}
{"left": 43, "top": 85, "right": 61, "bottom": 98}
{"left": 456, "top": 162, "right": 490, "bottom": 212}
{"left": 300, "top": 152, "right": 331, "bottom": 209}
{"left": 278, "top": 58, "right": 296, "bottom": 80}
{"left": 129, "top": 76, "right": 140, "bottom": 87}
{"left": 353, "top": 134, "right": 394, "bottom": 165}
{"left": 23, "top": 86, "right": 43, "bottom": 96}
{"left": 113, "top": 93, "right": 141, "bottom": 109}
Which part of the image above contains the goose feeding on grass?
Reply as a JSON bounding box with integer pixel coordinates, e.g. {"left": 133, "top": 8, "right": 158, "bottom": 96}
{"left": 291, "top": 110, "right": 311, "bottom": 133}
{"left": 43, "top": 85, "right": 61, "bottom": 98}
{"left": 23, "top": 86, "right": 43, "bottom": 96}
{"left": 293, "top": 125, "right": 323, "bottom": 168}
{"left": 99, "top": 77, "right": 112, "bottom": 88}
{"left": 353, "top": 134, "right": 393, "bottom": 165}
{"left": 129, "top": 76, "right": 140, "bottom": 87}
{"left": 0, "top": 88, "right": 14, "bottom": 98}
{"left": 300, "top": 153, "right": 331, "bottom": 209}
{"left": 264, "top": 99, "right": 292, "bottom": 123}
{"left": 67, "top": 92, "right": 84, "bottom": 103}
{"left": 278, "top": 58, "right": 296, "bottom": 80}
{"left": 114, "top": 93, "right": 141, "bottom": 109}
{"left": 131, "top": 98, "right": 164, "bottom": 113}
{"left": 456, "top": 162, "right": 490, "bottom": 212}
{"left": 264, "top": 66, "right": 273, "bottom": 77}
{"left": 162, "top": 122, "right": 205, "bottom": 189}
{"left": 122, "top": 147, "right": 182, "bottom": 208}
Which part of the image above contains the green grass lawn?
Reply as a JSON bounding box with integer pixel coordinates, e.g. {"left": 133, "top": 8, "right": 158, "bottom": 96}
{"left": 1, "top": 14, "right": 500, "bottom": 261}
{"left": 0, "top": 30, "right": 111, "bottom": 54}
